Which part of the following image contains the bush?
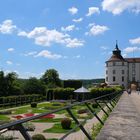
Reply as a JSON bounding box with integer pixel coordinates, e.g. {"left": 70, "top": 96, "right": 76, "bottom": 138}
{"left": 52, "top": 88, "right": 75, "bottom": 100}
{"left": 0, "top": 110, "right": 12, "bottom": 115}
{"left": 31, "top": 102, "right": 37, "bottom": 108}
{"left": 0, "top": 135, "right": 14, "bottom": 140}
{"left": 61, "top": 118, "right": 72, "bottom": 129}
{"left": 92, "top": 103, "right": 98, "bottom": 108}
{"left": 77, "top": 109, "right": 88, "bottom": 114}
{"left": 32, "top": 134, "right": 46, "bottom": 140}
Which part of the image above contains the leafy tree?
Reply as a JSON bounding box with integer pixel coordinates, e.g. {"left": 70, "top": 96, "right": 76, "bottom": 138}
{"left": 41, "top": 69, "right": 62, "bottom": 88}
{"left": 0, "top": 71, "right": 6, "bottom": 96}
{"left": 23, "top": 77, "right": 46, "bottom": 95}
{"left": 5, "top": 72, "right": 21, "bottom": 95}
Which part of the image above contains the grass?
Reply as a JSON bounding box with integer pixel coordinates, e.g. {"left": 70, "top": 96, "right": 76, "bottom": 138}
{"left": 32, "top": 118, "right": 62, "bottom": 123}
{"left": 0, "top": 115, "right": 10, "bottom": 120}
{"left": 43, "top": 122, "right": 79, "bottom": 133}
{"left": 91, "top": 105, "right": 112, "bottom": 140}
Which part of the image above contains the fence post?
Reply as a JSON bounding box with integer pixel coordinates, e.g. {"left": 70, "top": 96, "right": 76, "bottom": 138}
{"left": 66, "top": 108, "right": 92, "bottom": 140}
{"left": 15, "top": 124, "right": 32, "bottom": 140}
{"left": 85, "top": 102, "right": 104, "bottom": 125}
{"left": 95, "top": 100, "right": 109, "bottom": 117}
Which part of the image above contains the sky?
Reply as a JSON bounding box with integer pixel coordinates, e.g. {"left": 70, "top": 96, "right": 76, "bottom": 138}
{"left": 0, "top": 0, "right": 140, "bottom": 79}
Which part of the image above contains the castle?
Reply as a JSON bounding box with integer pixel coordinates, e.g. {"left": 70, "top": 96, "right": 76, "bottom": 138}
{"left": 105, "top": 42, "right": 140, "bottom": 89}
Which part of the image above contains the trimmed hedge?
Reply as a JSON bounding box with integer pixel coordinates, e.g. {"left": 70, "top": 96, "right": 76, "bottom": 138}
{"left": 46, "top": 87, "right": 122, "bottom": 100}
{"left": 48, "top": 88, "right": 75, "bottom": 100}
{"left": 0, "top": 94, "right": 43, "bottom": 108}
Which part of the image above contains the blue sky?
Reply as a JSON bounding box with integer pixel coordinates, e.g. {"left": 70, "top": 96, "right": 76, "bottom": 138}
{"left": 0, "top": 0, "right": 140, "bottom": 79}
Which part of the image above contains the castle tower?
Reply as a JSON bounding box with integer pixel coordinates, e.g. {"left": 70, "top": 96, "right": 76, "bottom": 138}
{"left": 105, "top": 42, "right": 128, "bottom": 88}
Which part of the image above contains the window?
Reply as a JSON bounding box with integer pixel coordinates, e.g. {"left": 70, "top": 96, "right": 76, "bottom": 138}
{"left": 122, "top": 76, "right": 124, "bottom": 82}
{"left": 113, "top": 62, "right": 116, "bottom": 66}
{"left": 113, "top": 70, "right": 115, "bottom": 74}
{"left": 106, "top": 70, "right": 108, "bottom": 74}
{"left": 106, "top": 77, "right": 108, "bottom": 82}
{"left": 122, "top": 62, "right": 124, "bottom": 66}
{"left": 113, "top": 76, "right": 115, "bottom": 82}
{"left": 106, "top": 63, "right": 108, "bottom": 67}
{"left": 122, "top": 70, "right": 124, "bottom": 74}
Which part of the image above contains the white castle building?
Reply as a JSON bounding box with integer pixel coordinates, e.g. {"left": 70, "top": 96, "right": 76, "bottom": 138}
{"left": 105, "top": 42, "right": 140, "bottom": 89}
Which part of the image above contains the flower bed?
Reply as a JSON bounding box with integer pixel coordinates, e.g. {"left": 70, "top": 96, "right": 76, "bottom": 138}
{"left": 40, "top": 114, "right": 55, "bottom": 119}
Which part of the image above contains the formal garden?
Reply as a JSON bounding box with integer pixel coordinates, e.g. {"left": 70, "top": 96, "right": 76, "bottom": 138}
{"left": 0, "top": 69, "right": 122, "bottom": 140}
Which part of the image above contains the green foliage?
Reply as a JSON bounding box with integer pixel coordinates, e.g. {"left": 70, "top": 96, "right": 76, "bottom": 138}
{"left": 77, "top": 109, "right": 88, "bottom": 114}
{"left": 61, "top": 118, "right": 72, "bottom": 129}
{"left": 63, "top": 80, "right": 82, "bottom": 89}
{"left": 52, "top": 88, "right": 75, "bottom": 100}
{"left": 23, "top": 77, "right": 46, "bottom": 95}
{"left": 41, "top": 69, "right": 62, "bottom": 88}
{"left": 92, "top": 103, "right": 98, "bottom": 108}
{"left": 32, "top": 134, "right": 46, "bottom": 140}
{"left": 0, "top": 71, "right": 20, "bottom": 96}
{"left": 0, "top": 135, "right": 14, "bottom": 140}
{"left": 31, "top": 102, "right": 37, "bottom": 108}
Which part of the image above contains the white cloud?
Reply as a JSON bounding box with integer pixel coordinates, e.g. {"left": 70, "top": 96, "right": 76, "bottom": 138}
{"left": 24, "top": 51, "right": 37, "bottom": 56}
{"left": 68, "top": 7, "right": 78, "bottom": 15}
{"left": 6, "top": 61, "right": 13, "bottom": 65}
{"left": 87, "top": 24, "right": 109, "bottom": 36}
{"left": 64, "top": 38, "right": 84, "bottom": 48}
{"left": 129, "top": 37, "right": 140, "bottom": 44}
{"left": 18, "top": 27, "right": 84, "bottom": 48}
{"left": 72, "top": 18, "right": 83, "bottom": 23}
{"left": 102, "top": 0, "right": 140, "bottom": 15}
{"left": 35, "top": 50, "right": 62, "bottom": 59}
{"left": 86, "top": 7, "right": 100, "bottom": 16}
{"left": 8, "top": 48, "right": 14, "bottom": 52}
{"left": 61, "top": 25, "right": 75, "bottom": 32}
{"left": 123, "top": 46, "right": 140, "bottom": 53}
{"left": 0, "top": 20, "right": 17, "bottom": 34}
{"left": 100, "top": 46, "right": 109, "bottom": 50}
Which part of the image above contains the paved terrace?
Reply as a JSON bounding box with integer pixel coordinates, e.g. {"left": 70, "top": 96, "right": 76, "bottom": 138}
{"left": 96, "top": 91, "right": 140, "bottom": 140}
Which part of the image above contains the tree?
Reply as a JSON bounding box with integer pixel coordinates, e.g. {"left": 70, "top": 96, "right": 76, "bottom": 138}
{"left": 23, "top": 77, "right": 46, "bottom": 95}
{"left": 41, "top": 69, "right": 62, "bottom": 88}
{"left": 5, "top": 72, "right": 21, "bottom": 95}
{"left": 0, "top": 71, "right": 6, "bottom": 96}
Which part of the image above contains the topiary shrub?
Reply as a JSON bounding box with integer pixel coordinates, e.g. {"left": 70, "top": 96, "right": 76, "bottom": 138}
{"left": 77, "top": 109, "right": 88, "bottom": 114}
{"left": 0, "top": 110, "right": 12, "bottom": 115}
{"left": 92, "top": 103, "right": 98, "bottom": 108}
{"left": 32, "top": 134, "right": 46, "bottom": 140}
{"left": 31, "top": 102, "right": 37, "bottom": 108}
{"left": 61, "top": 118, "right": 72, "bottom": 129}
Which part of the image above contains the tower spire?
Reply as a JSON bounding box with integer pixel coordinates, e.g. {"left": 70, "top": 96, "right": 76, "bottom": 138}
{"left": 115, "top": 40, "right": 119, "bottom": 50}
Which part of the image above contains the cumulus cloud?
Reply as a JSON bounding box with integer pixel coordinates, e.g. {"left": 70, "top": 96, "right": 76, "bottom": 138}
{"left": 0, "top": 20, "right": 17, "bottom": 34}
{"left": 35, "top": 50, "right": 62, "bottom": 59}
{"left": 8, "top": 48, "right": 14, "bottom": 52}
{"left": 61, "top": 25, "right": 76, "bottom": 32}
{"left": 68, "top": 7, "right": 78, "bottom": 15}
{"left": 86, "top": 23, "right": 109, "bottom": 36}
{"left": 86, "top": 7, "right": 100, "bottom": 16}
{"left": 6, "top": 61, "right": 13, "bottom": 65}
{"left": 102, "top": 0, "right": 140, "bottom": 15}
{"left": 72, "top": 18, "right": 83, "bottom": 23}
{"left": 129, "top": 37, "right": 140, "bottom": 44}
{"left": 18, "top": 27, "right": 84, "bottom": 48}
{"left": 123, "top": 46, "right": 140, "bottom": 53}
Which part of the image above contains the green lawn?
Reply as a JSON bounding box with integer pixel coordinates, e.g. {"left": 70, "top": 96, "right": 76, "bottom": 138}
{"left": 0, "top": 115, "right": 10, "bottom": 120}
{"left": 43, "top": 122, "right": 79, "bottom": 133}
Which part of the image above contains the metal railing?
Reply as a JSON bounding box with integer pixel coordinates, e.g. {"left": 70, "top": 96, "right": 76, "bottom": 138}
{"left": 0, "top": 92, "right": 122, "bottom": 140}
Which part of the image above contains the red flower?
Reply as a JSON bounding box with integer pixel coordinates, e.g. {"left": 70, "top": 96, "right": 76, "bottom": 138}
{"left": 40, "top": 114, "right": 55, "bottom": 119}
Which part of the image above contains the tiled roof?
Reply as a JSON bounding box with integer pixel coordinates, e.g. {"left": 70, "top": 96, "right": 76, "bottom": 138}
{"left": 107, "top": 54, "right": 125, "bottom": 62}
{"left": 125, "top": 58, "right": 140, "bottom": 62}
